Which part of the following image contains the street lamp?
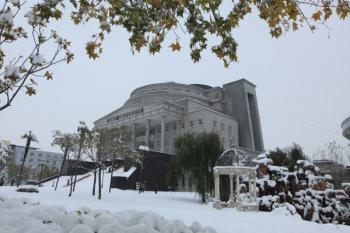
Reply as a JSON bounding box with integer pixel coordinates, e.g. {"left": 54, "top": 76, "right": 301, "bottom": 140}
{"left": 37, "top": 161, "right": 46, "bottom": 186}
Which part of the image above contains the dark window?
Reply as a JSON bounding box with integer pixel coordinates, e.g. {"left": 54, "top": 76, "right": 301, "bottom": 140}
{"left": 198, "top": 119, "right": 203, "bottom": 125}
{"left": 190, "top": 121, "right": 194, "bottom": 127}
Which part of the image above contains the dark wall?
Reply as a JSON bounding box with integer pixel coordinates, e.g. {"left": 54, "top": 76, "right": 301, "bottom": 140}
{"left": 62, "top": 160, "right": 97, "bottom": 176}
{"left": 110, "top": 150, "right": 174, "bottom": 191}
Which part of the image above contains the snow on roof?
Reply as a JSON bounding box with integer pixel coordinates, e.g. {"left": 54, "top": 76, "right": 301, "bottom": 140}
{"left": 113, "top": 166, "right": 137, "bottom": 178}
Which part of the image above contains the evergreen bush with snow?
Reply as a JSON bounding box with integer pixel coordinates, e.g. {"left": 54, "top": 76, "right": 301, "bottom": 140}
{"left": 251, "top": 154, "right": 350, "bottom": 224}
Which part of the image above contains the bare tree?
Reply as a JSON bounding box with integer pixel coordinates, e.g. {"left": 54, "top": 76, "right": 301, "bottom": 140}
{"left": 71, "top": 121, "right": 89, "bottom": 192}
{"left": 312, "top": 141, "right": 349, "bottom": 165}
{"left": 17, "top": 131, "right": 37, "bottom": 187}
{"left": 51, "top": 130, "right": 76, "bottom": 191}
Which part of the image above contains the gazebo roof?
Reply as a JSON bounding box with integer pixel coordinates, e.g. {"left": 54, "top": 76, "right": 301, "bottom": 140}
{"left": 215, "top": 148, "right": 253, "bottom": 167}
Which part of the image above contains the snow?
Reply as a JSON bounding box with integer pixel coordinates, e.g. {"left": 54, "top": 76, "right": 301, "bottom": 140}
{"left": 30, "top": 54, "right": 47, "bottom": 66}
{"left": 113, "top": 167, "right": 137, "bottom": 178}
{"left": 272, "top": 203, "right": 299, "bottom": 218}
{"left": 4, "top": 65, "right": 20, "bottom": 79}
{"left": 252, "top": 153, "right": 272, "bottom": 165}
{"left": 0, "top": 173, "right": 349, "bottom": 233}
{"left": 0, "top": 9, "right": 14, "bottom": 26}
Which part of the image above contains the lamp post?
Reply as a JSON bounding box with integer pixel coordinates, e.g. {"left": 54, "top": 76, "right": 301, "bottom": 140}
{"left": 37, "top": 161, "right": 45, "bottom": 186}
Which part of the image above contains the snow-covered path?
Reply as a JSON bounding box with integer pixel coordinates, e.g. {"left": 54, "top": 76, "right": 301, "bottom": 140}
{"left": 0, "top": 173, "right": 349, "bottom": 233}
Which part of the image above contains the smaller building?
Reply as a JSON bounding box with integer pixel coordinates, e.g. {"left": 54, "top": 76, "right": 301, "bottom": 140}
{"left": 10, "top": 144, "right": 63, "bottom": 170}
{"left": 313, "top": 159, "right": 350, "bottom": 188}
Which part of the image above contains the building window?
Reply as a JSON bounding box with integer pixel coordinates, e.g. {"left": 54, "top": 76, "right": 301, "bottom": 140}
{"left": 213, "top": 120, "right": 217, "bottom": 128}
{"left": 172, "top": 123, "right": 177, "bottom": 130}
{"left": 190, "top": 121, "right": 194, "bottom": 127}
{"left": 181, "top": 122, "right": 185, "bottom": 128}
{"left": 198, "top": 119, "right": 203, "bottom": 125}
{"left": 38, "top": 153, "right": 42, "bottom": 157}
{"left": 30, "top": 152, "right": 34, "bottom": 156}
{"left": 221, "top": 123, "right": 224, "bottom": 131}
{"left": 29, "top": 159, "right": 33, "bottom": 163}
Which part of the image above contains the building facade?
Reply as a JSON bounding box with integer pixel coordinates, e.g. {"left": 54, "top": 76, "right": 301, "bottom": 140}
{"left": 10, "top": 145, "right": 63, "bottom": 170}
{"left": 94, "top": 79, "right": 264, "bottom": 156}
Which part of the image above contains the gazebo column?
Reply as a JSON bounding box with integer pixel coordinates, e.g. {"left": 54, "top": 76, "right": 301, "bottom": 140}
{"left": 214, "top": 172, "right": 220, "bottom": 201}
{"left": 235, "top": 175, "right": 240, "bottom": 204}
{"left": 253, "top": 174, "right": 257, "bottom": 202}
{"left": 229, "top": 174, "right": 233, "bottom": 201}
{"left": 249, "top": 176, "right": 253, "bottom": 203}
{"left": 213, "top": 171, "right": 222, "bottom": 209}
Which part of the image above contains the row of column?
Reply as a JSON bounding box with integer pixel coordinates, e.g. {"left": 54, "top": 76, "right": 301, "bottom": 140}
{"left": 214, "top": 173, "right": 257, "bottom": 205}
{"left": 131, "top": 115, "right": 181, "bottom": 153}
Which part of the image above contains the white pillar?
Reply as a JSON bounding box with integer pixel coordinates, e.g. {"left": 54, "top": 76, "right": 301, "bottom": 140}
{"left": 236, "top": 175, "right": 240, "bottom": 204}
{"left": 176, "top": 120, "right": 180, "bottom": 137}
{"left": 131, "top": 123, "right": 137, "bottom": 148}
{"left": 160, "top": 115, "right": 166, "bottom": 153}
{"left": 229, "top": 174, "right": 233, "bottom": 200}
{"left": 214, "top": 172, "right": 220, "bottom": 201}
{"left": 249, "top": 176, "right": 253, "bottom": 203}
{"left": 253, "top": 174, "right": 257, "bottom": 202}
{"left": 145, "top": 119, "right": 150, "bottom": 147}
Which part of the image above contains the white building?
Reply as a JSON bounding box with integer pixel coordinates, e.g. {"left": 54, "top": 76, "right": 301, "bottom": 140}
{"left": 10, "top": 145, "right": 63, "bottom": 170}
{"left": 94, "top": 79, "right": 264, "bottom": 156}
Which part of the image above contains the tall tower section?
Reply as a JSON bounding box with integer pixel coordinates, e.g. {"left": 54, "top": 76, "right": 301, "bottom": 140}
{"left": 223, "top": 79, "right": 264, "bottom": 152}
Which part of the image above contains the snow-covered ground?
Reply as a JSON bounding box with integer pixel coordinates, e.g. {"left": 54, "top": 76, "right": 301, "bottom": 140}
{"left": 0, "top": 172, "right": 349, "bottom": 233}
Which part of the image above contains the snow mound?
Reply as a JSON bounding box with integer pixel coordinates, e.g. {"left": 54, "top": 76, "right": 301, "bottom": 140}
{"left": 0, "top": 196, "right": 217, "bottom": 233}
{"left": 272, "top": 203, "right": 300, "bottom": 218}
{"left": 16, "top": 185, "right": 39, "bottom": 193}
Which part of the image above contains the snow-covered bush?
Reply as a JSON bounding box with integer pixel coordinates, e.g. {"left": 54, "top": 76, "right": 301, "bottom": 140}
{"left": 251, "top": 154, "right": 350, "bottom": 224}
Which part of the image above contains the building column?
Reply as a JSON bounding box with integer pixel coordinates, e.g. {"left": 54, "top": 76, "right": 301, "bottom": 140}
{"left": 160, "top": 115, "right": 166, "bottom": 153}
{"left": 236, "top": 175, "right": 240, "bottom": 204}
{"left": 145, "top": 119, "right": 151, "bottom": 147}
{"left": 229, "top": 174, "right": 233, "bottom": 201}
{"left": 176, "top": 120, "right": 180, "bottom": 137}
{"left": 131, "top": 123, "right": 137, "bottom": 149}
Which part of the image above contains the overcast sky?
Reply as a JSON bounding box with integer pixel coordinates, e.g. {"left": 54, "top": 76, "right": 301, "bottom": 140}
{"left": 1, "top": 4, "right": 349, "bottom": 158}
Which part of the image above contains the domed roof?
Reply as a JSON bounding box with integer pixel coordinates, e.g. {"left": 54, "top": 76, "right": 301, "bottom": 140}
{"left": 216, "top": 148, "right": 253, "bottom": 167}
{"left": 123, "top": 82, "right": 210, "bottom": 107}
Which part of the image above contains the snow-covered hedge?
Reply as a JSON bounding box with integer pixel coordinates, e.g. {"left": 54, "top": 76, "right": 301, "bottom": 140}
{"left": 0, "top": 196, "right": 217, "bottom": 233}
{"left": 252, "top": 154, "right": 350, "bottom": 224}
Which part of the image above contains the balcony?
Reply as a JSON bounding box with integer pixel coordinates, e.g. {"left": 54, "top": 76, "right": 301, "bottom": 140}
{"left": 342, "top": 117, "right": 350, "bottom": 140}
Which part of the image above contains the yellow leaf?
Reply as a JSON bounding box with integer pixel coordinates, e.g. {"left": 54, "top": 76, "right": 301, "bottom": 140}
{"left": 312, "top": 11, "right": 322, "bottom": 21}
{"left": 169, "top": 41, "right": 181, "bottom": 51}
{"left": 292, "top": 22, "right": 298, "bottom": 31}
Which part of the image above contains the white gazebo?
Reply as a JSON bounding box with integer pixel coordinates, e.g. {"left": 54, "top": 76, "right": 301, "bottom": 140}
{"left": 212, "top": 148, "right": 259, "bottom": 211}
